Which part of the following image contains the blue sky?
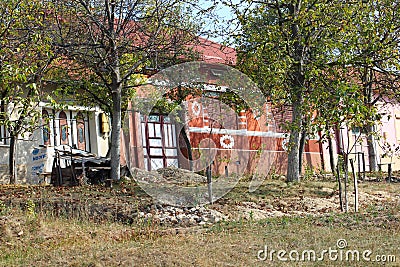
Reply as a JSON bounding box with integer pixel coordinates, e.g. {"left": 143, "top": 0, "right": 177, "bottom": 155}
{"left": 197, "top": 0, "right": 238, "bottom": 44}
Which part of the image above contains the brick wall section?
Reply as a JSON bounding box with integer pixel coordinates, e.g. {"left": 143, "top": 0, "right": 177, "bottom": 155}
{"left": 271, "top": 105, "right": 293, "bottom": 133}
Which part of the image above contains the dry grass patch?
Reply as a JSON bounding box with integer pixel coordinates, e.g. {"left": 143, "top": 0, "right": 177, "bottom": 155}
{"left": 0, "top": 177, "right": 399, "bottom": 266}
{"left": 1, "top": 205, "right": 400, "bottom": 266}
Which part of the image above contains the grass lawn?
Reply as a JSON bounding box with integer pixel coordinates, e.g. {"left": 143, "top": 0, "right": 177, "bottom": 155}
{"left": 0, "top": 176, "right": 399, "bottom": 266}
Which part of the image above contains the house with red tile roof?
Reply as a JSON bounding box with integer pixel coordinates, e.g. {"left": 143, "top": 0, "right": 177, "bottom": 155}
{"left": 122, "top": 37, "right": 324, "bottom": 177}
{"left": 0, "top": 36, "right": 326, "bottom": 185}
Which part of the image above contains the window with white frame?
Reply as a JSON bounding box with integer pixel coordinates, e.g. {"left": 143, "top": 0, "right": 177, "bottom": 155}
{"left": 75, "top": 111, "right": 87, "bottom": 151}
{"left": 59, "top": 111, "right": 69, "bottom": 145}
{"left": 42, "top": 109, "right": 51, "bottom": 146}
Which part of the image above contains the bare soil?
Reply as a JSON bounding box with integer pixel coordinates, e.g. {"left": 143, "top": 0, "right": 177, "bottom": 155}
{"left": 0, "top": 174, "right": 400, "bottom": 266}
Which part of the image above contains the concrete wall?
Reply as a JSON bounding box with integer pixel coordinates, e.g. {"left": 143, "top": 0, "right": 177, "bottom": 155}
{"left": 320, "top": 101, "right": 400, "bottom": 174}
{"left": 377, "top": 103, "right": 400, "bottom": 171}
{"left": 0, "top": 130, "right": 42, "bottom": 184}
{"left": 87, "top": 109, "right": 109, "bottom": 157}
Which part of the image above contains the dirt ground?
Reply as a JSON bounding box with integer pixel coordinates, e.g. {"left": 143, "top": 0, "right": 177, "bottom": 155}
{"left": 0, "top": 173, "right": 399, "bottom": 226}
{"left": 1, "top": 175, "right": 400, "bottom": 266}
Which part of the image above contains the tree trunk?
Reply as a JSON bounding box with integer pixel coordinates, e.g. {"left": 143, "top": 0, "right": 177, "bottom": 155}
{"left": 109, "top": 30, "right": 122, "bottom": 181}
{"left": 343, "top": 153, "right": 349, "bottom": 212}
{"left": 336, "top": 164, "right": 344, "bottom": 212}
{"left": 177, "top": 108, "right": 193, "bottom": 170}
{"left": 365, "top": 124, "right": 378, "bottom": 171}
{"left": 286, "top": 3, "right": 304, "bottom": 183}
{"left": 362, "top": 68, "right": 378, "bottom": 172}
{"left": 180, "top": 126, "right": 193, "bottom": 170}
{"left": 9, "top": 134, "right": 17, "bottom": 184}
{"left": 286, "top": 101, "right": 302, "bottom": 182}
{"left": 328, "top": 134, "right": 336, "bottom": 173}
{"left": 110, "top": 90, "right": 122, "bottom": 181}
{"left": 298, "top": 129, "right": 306, "bottom": 174}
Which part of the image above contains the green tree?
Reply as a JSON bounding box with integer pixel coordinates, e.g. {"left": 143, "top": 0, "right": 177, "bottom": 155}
{"left": 0, "top": 0, "right": 53, "bottom": 184}
{"left": 233, "top": 1, "right": 377, "bottom": 182}
{"left": 49, "top": 0, "right": 204, "bottom": 180}
{"left": 340, "top": 0, "right": 400, "bottom": 171}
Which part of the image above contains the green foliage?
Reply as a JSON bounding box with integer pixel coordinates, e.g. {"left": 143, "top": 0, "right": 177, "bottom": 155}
{"left": 234, "top": 1, "right": 355, "bottom": 181}
{"left": 25, "top": 199, "right": 36, "bottom": 218}
{"left": 232, "top": 0, "right": 400, "bottom": 180}
{"left": 0, "top": 0, "right": 53, "bottom": 133}
{"left": 46, "top": 0, "right": 207, "bottom": 180}
{"left": 0, "top": 200, "right": 10, "bottom": 216}
{"left": 234, "top": 1, "right": 379, "bottom": 134}
{"left": 302, "top": 164, "right": 315, "bottom": 181}
{"left": 49, "top": 0, "right": 203, "bottom": 111}
{"left": 0, "top": 0, "right": 55, "bottom": 183}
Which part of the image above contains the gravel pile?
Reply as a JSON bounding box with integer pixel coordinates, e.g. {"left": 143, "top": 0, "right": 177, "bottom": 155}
{"left": 131, "top": 167, "right": 207, "bottom": 186}
{"left": 138, "top": 205, "right": 229, "bottom": 226}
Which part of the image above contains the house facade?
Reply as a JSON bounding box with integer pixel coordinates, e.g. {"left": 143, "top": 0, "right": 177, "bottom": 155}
{"left": 0, "top": 102, "right": 109, "bottom": 184}
{"left": 122, "top": 95, "right": 323, "bottom": 177}
{"left": 121, "top": 39, "right": 324, "bottom": 176}
{"left": 323, "top": 101, "right": 400, "bottom": 174}
{"left": 378, "top": 102, "right": 400, "bottom": 170}
{"left": 7, "top": 37, "right": 400, "bottom": 184}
